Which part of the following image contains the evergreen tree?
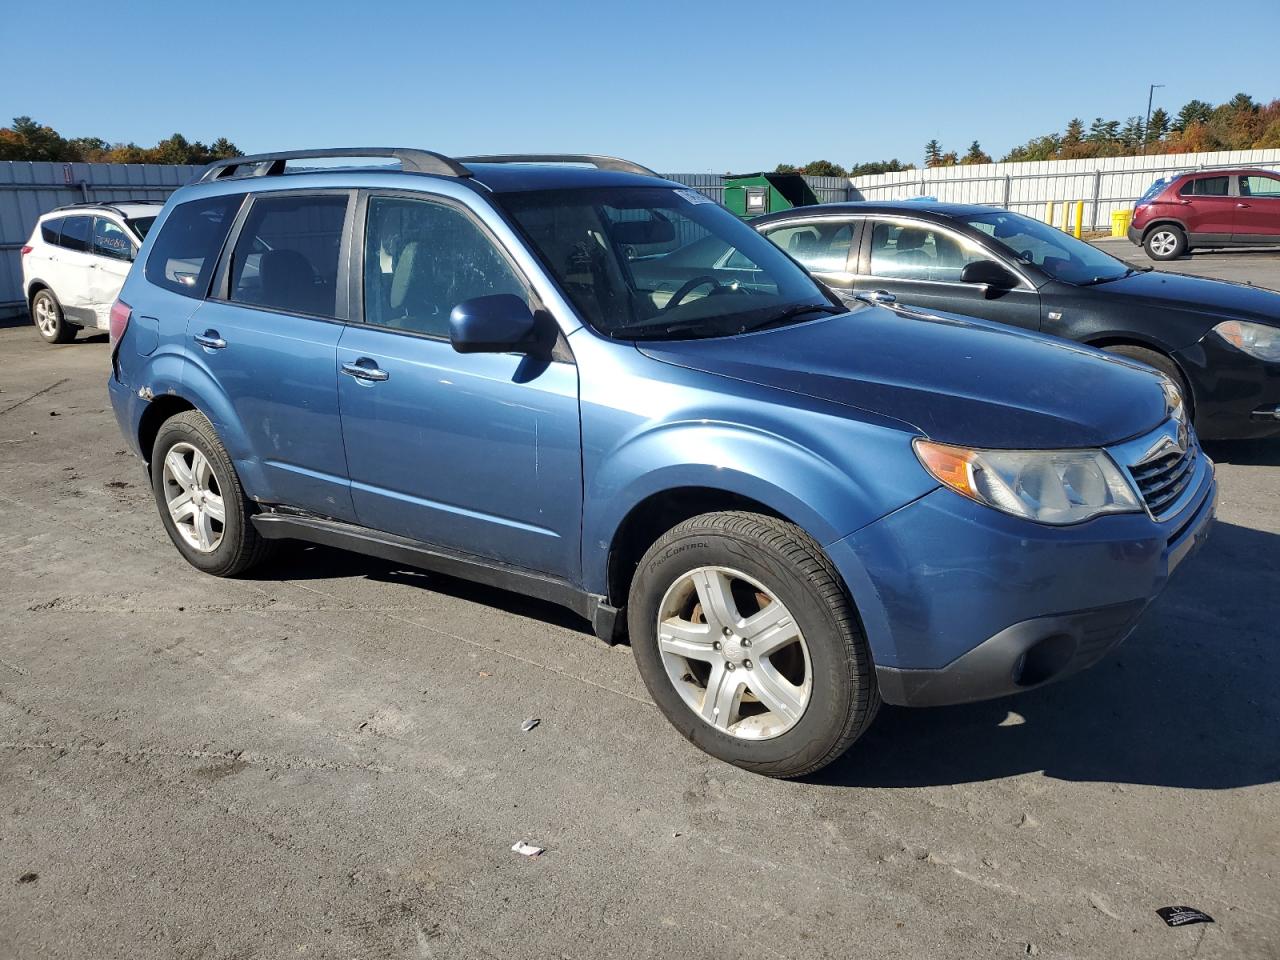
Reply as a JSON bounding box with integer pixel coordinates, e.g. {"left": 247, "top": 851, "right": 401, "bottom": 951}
{"left": 924, "top": 139, "right": 942, "bottom": 167}
{"left": 1146, "top": 108, "right": 1170, "bottom": 143}
{"left": 961, "top": 140, "right": 992, "bottom": 164}
{"left": 1173, "top": 99, "right": 1213, "bottom": 132}
{"left": 1063, "top": 118, "right": 1084, "bottom": 146}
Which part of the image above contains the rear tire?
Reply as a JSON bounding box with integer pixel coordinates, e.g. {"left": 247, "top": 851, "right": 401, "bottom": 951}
{"left": 627, "top": 511, "right": 879, "bottom": 778}
{"left": 1143, "top": 225, "right": 1187, "bottom": 260}
{"left": 150, "top": 410, "right": 273, "bottom": 577}
{"left": 1100, "top": 343, "right": 1194, "bottom": 419}
{"left": 30, "top": 289, "right": 76, "bottom": 344}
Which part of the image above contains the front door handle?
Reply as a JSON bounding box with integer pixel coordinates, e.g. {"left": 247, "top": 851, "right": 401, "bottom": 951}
{"left": 194, "top": 330, "right": 227, "bottom": 349}
{"left": 855, "top": 289, "right": 897, "bottom": 305}
{"left": 341, "top": 359, "right": 390, "bottom": 382}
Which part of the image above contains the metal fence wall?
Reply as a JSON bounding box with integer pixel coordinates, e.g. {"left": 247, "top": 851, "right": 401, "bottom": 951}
{"left": 849, "top": 149, "right": 1280, "bottom": 231}
{"left": 1, "top": 161, "right": 202, "bottom": 316}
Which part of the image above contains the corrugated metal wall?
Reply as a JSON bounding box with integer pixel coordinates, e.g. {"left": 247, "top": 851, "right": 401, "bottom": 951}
{"left": 1, "top": 161, "right": 202, "bottom": 315}
{"left": 849, "top": 149, "right": 1280, "bottom": 230}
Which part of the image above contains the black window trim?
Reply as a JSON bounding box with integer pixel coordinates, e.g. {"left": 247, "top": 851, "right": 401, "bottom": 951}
{"left": 350, "top": 188, "right": 533, "bottom": 344}
{"left": 209, "top": 188, "right": 356, "bottom": 323}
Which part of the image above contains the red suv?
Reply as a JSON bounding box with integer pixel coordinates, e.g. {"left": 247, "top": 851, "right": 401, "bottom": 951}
{"left": 1129, "top": 168, "right": 1280, "bottom": 260}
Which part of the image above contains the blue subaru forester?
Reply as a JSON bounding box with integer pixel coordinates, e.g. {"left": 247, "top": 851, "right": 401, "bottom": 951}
{"left": 107, "top": 148, "right": 1216, "bottom": 777}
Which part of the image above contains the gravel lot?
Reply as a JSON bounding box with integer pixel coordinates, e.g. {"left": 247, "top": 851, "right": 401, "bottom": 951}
{"left": 2, "top": 251, "right": 1278, "bottom": 959}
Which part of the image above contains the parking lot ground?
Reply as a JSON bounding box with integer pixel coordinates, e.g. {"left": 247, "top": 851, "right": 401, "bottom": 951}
{"left": 1, "top": 323, "right": 1278, "bottom": 960}
{"left": 1093, "top": 237, "right": 1280, "bottom": 291}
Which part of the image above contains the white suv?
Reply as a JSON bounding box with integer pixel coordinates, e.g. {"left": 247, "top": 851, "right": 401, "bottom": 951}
{"left": 20, "top": 201, "right": 162, "bottom": 343}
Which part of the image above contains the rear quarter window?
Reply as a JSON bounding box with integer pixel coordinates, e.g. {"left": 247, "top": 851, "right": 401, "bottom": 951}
{"left": 40, "top": 218, "right": 63, "bottom": 244}
{"left": 145, "top": 194, "right": 244, "bottom": 298}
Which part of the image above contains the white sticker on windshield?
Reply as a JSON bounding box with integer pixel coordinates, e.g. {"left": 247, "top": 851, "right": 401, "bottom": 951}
{"left": 675, "top": 188, "right": 713, "bottom": 205}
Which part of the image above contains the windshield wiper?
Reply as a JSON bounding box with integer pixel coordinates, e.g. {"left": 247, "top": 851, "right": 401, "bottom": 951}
{"left": 1078, "top": 267, "right": 1139, "bottom": 286}
{"left": 740, "top": 303, "right": 843, "bottom": 333}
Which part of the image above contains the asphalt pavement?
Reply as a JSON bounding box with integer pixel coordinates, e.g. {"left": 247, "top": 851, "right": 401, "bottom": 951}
{"left": 1, "top": 249, "right": 1278, "bottom": 958}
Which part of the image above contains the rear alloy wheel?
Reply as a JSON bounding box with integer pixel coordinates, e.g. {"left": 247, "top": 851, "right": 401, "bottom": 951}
{"left": 31, "top": 290, "right": 76, "bottom": 344}
{"left": 1144, "top": 225, "right": 1187, "bottom": 260}
{"left": 629, "top": 511, "right": 879, "bottom": 778}
{"left": 151, "top": 411, "right": 273, "bottom": 577}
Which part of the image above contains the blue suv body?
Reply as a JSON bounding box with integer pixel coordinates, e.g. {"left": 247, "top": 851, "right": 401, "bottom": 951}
{"left": 108, "top": 149, "right": 1216, "bottom": 777}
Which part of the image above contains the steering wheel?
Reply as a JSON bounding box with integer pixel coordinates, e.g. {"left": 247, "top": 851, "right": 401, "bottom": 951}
{"left": 662, "top": 275, "right": 723, "bottom": 311}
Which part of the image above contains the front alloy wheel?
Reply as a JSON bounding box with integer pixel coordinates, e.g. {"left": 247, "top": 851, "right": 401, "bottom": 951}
{"left": 658, "top": 566, "right": 812, "bottom": 739}
{"left": 629, "top": 511, "right": 880, "bottom": 778}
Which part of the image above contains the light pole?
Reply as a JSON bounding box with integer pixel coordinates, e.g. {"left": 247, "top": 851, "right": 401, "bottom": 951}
{"left": 1143, "top": 83, "right": 1165, "bottom": 154}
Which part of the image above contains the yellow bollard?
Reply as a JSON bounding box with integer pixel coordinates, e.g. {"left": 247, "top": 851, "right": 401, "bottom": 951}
{"left": 1073, "top": 200, "right": 1084, "bottom": 239}
{"left": 1045, "top": 201, "right": 1055, "bottom": 226}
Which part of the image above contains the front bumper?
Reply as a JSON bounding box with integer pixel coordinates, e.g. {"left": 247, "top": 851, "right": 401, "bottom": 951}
{"left": 1175, "top": 332, "right": 1280, "bottom": 439}
{"left": 827, "top": 444, "right": 1216, "bottom": 707}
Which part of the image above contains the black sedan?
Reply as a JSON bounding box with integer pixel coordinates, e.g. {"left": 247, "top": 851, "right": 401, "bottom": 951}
{"left": 746, "top": 202, "right": 1280, "bottom": 440}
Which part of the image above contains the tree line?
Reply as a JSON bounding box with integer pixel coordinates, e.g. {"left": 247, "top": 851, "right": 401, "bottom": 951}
{"left": 773, "top": 91, "right": 1279, "bottom": 177}
{"left": 0, "top": 117, "right": 240, "bottom": 165}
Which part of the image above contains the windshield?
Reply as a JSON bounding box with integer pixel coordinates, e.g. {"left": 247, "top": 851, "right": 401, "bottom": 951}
{"left": 127, "top": 216, "right": 157, "bottom": 239}
{"left": 957, "top": 210, "right": 1132, "bottom": 285}
{"left": 498, "top": 186, "right": 838, "bottom": 339}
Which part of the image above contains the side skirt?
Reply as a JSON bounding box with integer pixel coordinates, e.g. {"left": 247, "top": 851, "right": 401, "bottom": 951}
{"left": 251, "top": 511, "right": 624, "bottom": 644}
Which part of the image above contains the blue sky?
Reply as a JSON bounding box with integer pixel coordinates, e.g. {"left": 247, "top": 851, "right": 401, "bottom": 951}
{"left": 5, "top": 0, "right": 1277, "bottom": 172}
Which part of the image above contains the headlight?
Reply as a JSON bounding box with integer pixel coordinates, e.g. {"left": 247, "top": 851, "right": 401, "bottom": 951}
{"left": 914, "top": 439, "right": 1142, "bottom": 525}
{"left": 1214, "top": 320, "right": 1280, "bottom": 362}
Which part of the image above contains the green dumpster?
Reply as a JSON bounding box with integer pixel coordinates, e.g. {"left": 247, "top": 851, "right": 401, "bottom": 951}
{"left": 722, "top": 172, "right": 820, "bottom": 219}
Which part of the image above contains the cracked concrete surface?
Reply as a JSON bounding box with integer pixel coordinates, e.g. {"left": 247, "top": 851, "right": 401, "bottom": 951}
{"left": 0, "top": 322, "right": 1277, "bottom": 959}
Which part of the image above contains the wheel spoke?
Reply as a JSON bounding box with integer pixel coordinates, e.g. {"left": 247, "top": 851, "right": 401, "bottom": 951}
{"left": 658, "top": 618, "right": 716, "bottom": 662}
{"left": 701, "top": 664, "right": 744, "bottom": 730}
{"left": 690, "top": 568, "right": 739, "bottom": 632}
{"left": 202, "top": 492, "right": 225, "bottom": 524}
{"left": 167, "top": 490, "right": 195, "bottom": 522}
{"left": 195, "top": 508, "right": 216, "bottom": 550}
{"left": 165, "top": 450, "right": 194, "bottom": 488}
{"left": 747, "top": 662, "right": 806, "bottom": 724}
{"left": 739, "top": 598, "right": 800, "bottom": 657}
{"left": 191, "top": 449, "right": 213, "bottom": 488}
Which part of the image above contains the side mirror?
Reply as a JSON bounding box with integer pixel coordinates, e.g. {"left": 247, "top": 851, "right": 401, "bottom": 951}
{"left": 961, "top": 260, "right": 1018, "bottom": 293}
{"left": 449, "top": 294, "right": 537, "bottom": 354}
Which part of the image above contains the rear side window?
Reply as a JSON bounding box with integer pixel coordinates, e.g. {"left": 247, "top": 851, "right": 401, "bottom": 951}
{"left": 229, "top": 194, "right": 348, "bottom": 318}
{"left": 1179, "top": 176, "right": 1230, "bottom": 197}
{"left": 40, "top": 218, "right": 63, "bottom": 244}
{"left": 59, "top": 216, "right": 91, "bottom": 252}
{"left": 146, "top": 194, "right": 244, "bottom": 298}
{"left": 1136, "top": 179, "right": 1167, "bottom": 205}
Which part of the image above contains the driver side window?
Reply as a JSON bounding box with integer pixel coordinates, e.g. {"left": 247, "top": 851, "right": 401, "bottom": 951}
{"left": 363, "top": 196, "right": 528, "bottom": 338}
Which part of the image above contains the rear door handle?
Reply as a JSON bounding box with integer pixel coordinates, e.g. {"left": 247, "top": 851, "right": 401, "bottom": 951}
{"left": 1237, "top": 202, "right": 1251, "bottom": 208}
{"left": 341, "top": 359, "right": 389, "bottom": 382}
{"left": 194, "top": 330, "right": 227, "bottom": 350}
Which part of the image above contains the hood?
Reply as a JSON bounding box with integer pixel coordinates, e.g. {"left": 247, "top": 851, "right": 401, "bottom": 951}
{"left": 637, "top": 304, "right": 1168, "bottom": 449}
{"left": 1088, "top": 269, "right": 1280, "bottom": 324}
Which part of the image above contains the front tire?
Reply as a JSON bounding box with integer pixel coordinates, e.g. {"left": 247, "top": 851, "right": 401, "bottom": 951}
{"left": 628, "top": 511, "right": 879, "bottom": 778}
{"left": 1143, "top": 225, "right": 1188, "bottom": 260}
{"left": 151, "top": 411, "right": 273, "bottom": 577}
{"left": 31, "top": 289, "right": 76, "bottom": 343}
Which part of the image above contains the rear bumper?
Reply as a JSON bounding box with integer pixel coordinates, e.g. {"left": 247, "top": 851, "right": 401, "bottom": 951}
{"left": 827, "top": 460, "right": 1217, "bottom": 707}
{"left": 1127, "top": 224, "right": 1143, "bottom": 246}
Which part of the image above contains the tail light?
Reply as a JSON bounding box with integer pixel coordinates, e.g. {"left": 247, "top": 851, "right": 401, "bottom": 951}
{"left": 109, "top": 299, "right": 132, "bottom": 346}
{"left": 20, "top": 245, "right": 32, "bottom": 257}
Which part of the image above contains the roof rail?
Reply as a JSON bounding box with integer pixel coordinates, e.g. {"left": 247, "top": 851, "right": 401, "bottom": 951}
{"left": 51, "top": 199, "right": 165, "bottom": 216}
{"left": 195, "top": 148, "right": 472, "bottom": 183}
{"left": 459, "top": 154, "right": 659, "bottom": 177}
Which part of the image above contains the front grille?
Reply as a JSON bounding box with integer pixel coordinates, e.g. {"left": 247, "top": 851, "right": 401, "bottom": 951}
{"left": 1129, "top": 442, "right": 1197, "bottom": 518}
